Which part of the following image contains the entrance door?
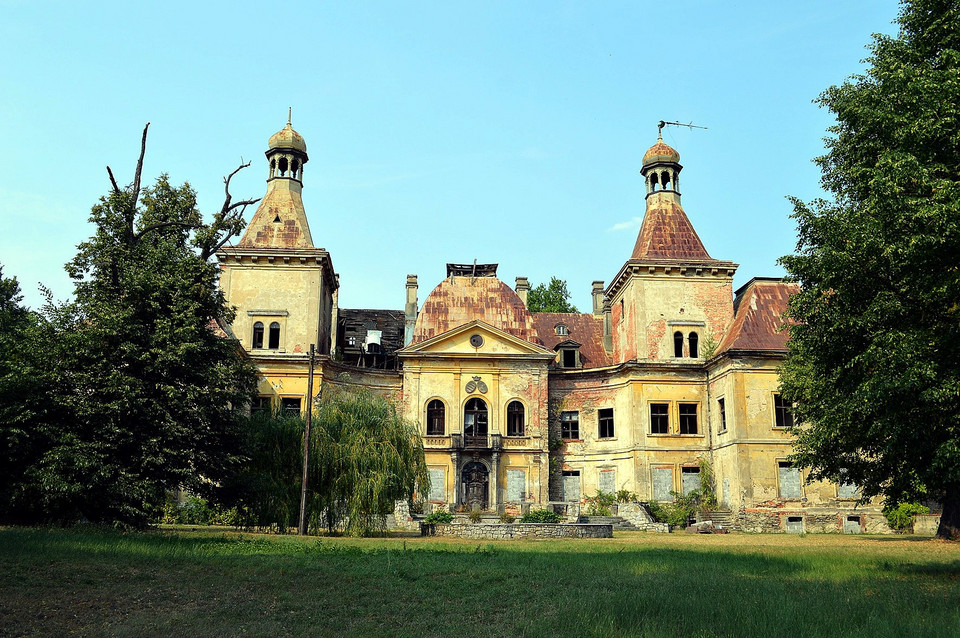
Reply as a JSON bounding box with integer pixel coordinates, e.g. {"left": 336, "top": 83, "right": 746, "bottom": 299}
{"left": 461, "top": 461, "right": 489, "bottom": 510}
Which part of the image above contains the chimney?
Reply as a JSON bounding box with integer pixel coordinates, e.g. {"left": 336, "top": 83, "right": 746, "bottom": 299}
{"left": 602, "top": 300, "right": 613, "bottom": 353}
{"left": 592, "top": 281, "right": 605, "bottom": 316}
{"left": 404, "top": 274, "right": 418, "bottom": 346}
{"left": 515, "top": 276, "right": 530, "bottom": 308}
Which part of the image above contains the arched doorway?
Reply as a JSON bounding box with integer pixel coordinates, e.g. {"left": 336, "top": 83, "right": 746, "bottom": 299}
{"left": 461, "top": 461, "right": 489, "bottom": 510}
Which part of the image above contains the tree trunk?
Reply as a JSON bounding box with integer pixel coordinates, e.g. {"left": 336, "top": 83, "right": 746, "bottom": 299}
{"left": 936, "top": 487, "right": 960, "bottom": 540}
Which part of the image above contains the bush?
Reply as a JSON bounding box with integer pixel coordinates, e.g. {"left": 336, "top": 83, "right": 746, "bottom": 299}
{"left": 499, "top": 513, "right": 516, "bottom": 523}
{"left": 423, "top": 511, "right": 453, "bottom": 524}
{"left": 883, "top": 502, "right": 930, "bottom": 531}
{"left": 616, "top": 489, "right": 638, "bottom": 503}
{"left": 585, "top": 490, "right": 617, "bottom": 516}
{"left": 468, "top": 509, "right": 483, "bottom": 523}
{"left": 521, "top": 509, "right": 562, "bottom": 523}
{"left": 647, "top": 491, "right": 703, "bottom": 529}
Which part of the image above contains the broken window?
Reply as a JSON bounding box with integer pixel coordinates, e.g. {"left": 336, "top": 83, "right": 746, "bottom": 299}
{"left": 507, "top": 401, "right": 524, "bottom": 437}
{"left": 251, "top": 396, "right": 271, "bottom": 414}
{"left": 718, "top": 398, "right": 726, "bottom": 433}
{"left": 689, "top": 331, "right": 699, "bottom": 358}
{"left": 426, "top": 399, "right": 445, "bottom": 436}
{"left": 650, "top": 403, "right": 669, "bottom": 434}
{"left": 252, "top": 321, "right": 264, "bottom": 349}
{"left": 268, "top": 322, "right": 281, "bottom": 349}
{"left": 561, "top": 411, "right": 579, "bottom": 440}
{"left": 774, "top": 393, "right": 794, "bottom": 428}
{"left": 678, "top": 403, "right": 698, "bottom": 434}
{"left": 562, "top": 470, "right": 581, "bottom": 502}
{"left": 681, "top": 466, "right": 701, "bottom": 496}
{"left": 674, "top": 331, "right": 684, "bottom": 358}
{"left": 778, "top": 462, "right": 802, "bottom": 498}
{"left": 598, "top": 408, "right": 615, "bottom": 438}
{"left": 464, "top": 397, "right": 488, "bottom": 437}
{"left": 281, "top": 397, "right": 301, "bottom": 415}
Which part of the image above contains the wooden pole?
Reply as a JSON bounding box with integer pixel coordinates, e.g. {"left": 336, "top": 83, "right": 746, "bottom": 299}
{"left": 298, "top": 343, "right": 315, "bottom": 535}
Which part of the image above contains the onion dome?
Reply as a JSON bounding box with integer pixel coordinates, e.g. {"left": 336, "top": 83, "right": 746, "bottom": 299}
{"left": 268, "top": 121, "right": 307, "bottom": 153}
{"left": 642, "top": 137, "right": 680, "bottom": 166}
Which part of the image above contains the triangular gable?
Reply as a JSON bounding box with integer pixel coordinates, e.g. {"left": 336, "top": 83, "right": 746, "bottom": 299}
{"left": 553, "top": 339, "right": 582, "bottom": 350}
{"left": 398, "top": 320, "right": 554, "bottom": 358}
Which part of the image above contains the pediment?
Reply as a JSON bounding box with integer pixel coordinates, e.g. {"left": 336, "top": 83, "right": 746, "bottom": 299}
{"left": 397, "top": 320, "right": 554, "bottom": 358}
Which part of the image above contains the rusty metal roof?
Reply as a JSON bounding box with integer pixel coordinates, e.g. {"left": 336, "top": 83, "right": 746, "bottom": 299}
{"left": 717, "top": 279, "right": 799, "bottom": 353}
{"left": 533, "top": 312, "right": 611, "bottom": 368}
{"left": 237, "top": 183, "right": 315, "bottom": 249}
{"left": 411, "top": 276, "right": 538, "bottom": 344}
{"left": 631, "top": 194, "right": 713, "bottom": 261}
{"left": 642, "top": 138, "right": 680, "bottom": 165}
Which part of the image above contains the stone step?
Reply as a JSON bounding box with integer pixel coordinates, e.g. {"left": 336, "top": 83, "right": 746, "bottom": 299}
{"left": 577, "top": 515, "right": 636, "bottom": 529}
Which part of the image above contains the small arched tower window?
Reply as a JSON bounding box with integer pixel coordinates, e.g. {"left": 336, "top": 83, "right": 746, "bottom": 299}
{"left": 268, "top": 322, "right": 281, "bottom": 349}
{"left": 464, "top": 397, "right": 488, "bottom": 437}
{"left": 674, "top": 331, "right": 684, "bottom": 358}
{"left": 278, "top": 157, "right": 288, "bottom": 177}
{"left": 269, "top": 159, "right": 276, "bottom": 179}
{"left": 660, "top": 170, "right": 671, "bottom": 190}
{"left": 651, "top": 172, "right": 660, "bottom": 191}
{"left": 427, "top": 399, "right": 445, "bottom": 436}
{"left": 689, "top": 331, "right": 699, "bottom": 358}
{"left": 507, "top": 401, "right": 525, "bottom": 437}
{"left": 252, "top": 322, "right": 264, "bottom": 349}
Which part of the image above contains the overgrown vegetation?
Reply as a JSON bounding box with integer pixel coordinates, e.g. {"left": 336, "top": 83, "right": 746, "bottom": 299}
{"left": 423, "top": 510, "right": 453, "bottom": 524}
{"left": 585, "top": 491, "right": 617, "bottom": 516}
{"left": 648, "top": 460, "right": 718, "bottom": 529}
{"left": 884, "top": 502, "right": 931, "bottom": 532}
{"left": 521, "top": 509, "right": 562, "bottom": 523}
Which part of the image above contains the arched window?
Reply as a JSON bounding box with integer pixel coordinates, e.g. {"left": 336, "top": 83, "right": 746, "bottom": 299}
{"left": 268, "top": 322, "right": 281, "bottom": 349}
{"left": 689, "top": 331, "right": 699, "bottom": 358}
{"left": 555, "top": 323, "right": 568, "bottom": 336}
{"left": 507, "top": 401, "right": 524, "bottom": 437}
{"left": 464, "top": 397, "right": 488, "bottom": 437}
{"left": 427, "top": 399, "right": 445, "bottom": 436}
{"left": 673, "top": 331, "right": 684, "bottom": 358}
{"left": 252, "top": 322, "right": 264, "bottom": 349}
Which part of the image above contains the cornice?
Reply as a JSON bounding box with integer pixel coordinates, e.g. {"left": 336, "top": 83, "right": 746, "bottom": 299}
{"left": 605, "top": 258, "right": 738, "bottom": 301}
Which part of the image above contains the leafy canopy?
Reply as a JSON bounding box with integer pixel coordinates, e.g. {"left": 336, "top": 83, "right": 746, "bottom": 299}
{"left": 778, "top": 0, "right": 960, "bottom": 538}
{"left": 527, "top": 277, "right": 578, "bottom": 313}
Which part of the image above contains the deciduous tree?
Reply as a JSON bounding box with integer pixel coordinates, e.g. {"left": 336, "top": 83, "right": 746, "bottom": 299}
{"left": 779, "top": 0, "right": 960, "bottom": 539}
{"left": 527, "top": 277, "right": 578, "bottom": 313}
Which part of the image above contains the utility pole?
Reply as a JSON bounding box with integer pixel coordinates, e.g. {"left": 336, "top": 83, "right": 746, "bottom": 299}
{"left": 298, "top": 343, "right": 316, "bottom": 535}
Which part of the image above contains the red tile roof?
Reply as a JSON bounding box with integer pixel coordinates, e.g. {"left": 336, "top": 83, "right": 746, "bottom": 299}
{"left": 412, "top": 276, "right": 538, "bottom": 344}
{"left": 533, "top": 312, "right": 611, "bottom": 368}
{"left": 631, "top": 194, "right": 713, "bottom": 261}
{"left": 717, "top": 279, "right": 799, "bottom": 353}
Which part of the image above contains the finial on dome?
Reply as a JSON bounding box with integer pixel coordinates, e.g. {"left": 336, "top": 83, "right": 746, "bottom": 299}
{"left": 657, "top": 120, "right": 665, "bottom": 141}
{"left": 287, "top": 107, "right": 292, "bottom": 126}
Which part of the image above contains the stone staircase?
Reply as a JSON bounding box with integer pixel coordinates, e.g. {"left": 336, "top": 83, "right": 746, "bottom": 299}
{"left": 700, "top": 510, "right": 736, "bottom": 531}
{"left": 577, "top": 515, "right": 637, "bottom": 530}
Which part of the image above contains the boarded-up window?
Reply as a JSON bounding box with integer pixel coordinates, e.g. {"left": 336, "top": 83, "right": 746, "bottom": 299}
{"left": 562, "top": 471, "right": 581, "bottom": 502}
{"left": 838, "top": 481, "right": 860, "bottom": 499}
{"left": 428, "top": 468, "right": 445, "bottom": 501}
{"left": 843, "top": 516, "right": 862, "bottom": 534}
{"left": 506, "top": 469, "right": 525, "bottom": 502}
{"left": 785, "top": 516, "right": 803, "bottom": 533}
{"left": 598, "top": 469, "right": 616, "bottom": 494}
{"left": 653, "top": 467, "right": 673, "bottom": 501}
{"left": 681, "top": 467, "right": 700, "bottom": 496}
{"left": 778, "top": 462, "right": 802, "bottom": 498}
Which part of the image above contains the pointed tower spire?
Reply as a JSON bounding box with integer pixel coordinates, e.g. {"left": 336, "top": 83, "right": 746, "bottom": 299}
{"left": 237, "top": 114, "right": 314, "bottom": 248}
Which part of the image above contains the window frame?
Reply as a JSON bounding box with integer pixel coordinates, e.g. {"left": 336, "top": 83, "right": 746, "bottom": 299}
{"left": 773, "top": 393, "right": 795, "bottom": 428}
{"left": 252, "top": 321, "right": 265, "bottom": 349}
{"left": 650, "top": 402, "right": 669, "bottom": 434}
{"left": 280, "top": 396, "right": 302, "bottom": 415}
{"left": 464, "top": 397, "right": 488, "bottom": 437}
{"left": 560, "top": 411, "right": 580, "bottom": 440}
{"left": 426, "top": 399, "right": 445, "bottom": 436}
{"left": 268, "top": 321, "right": 281, "bottom": 349}
{"left": 598, "top": 408, "right": 615, "bottom": 439}
{"left": 777, "top": 460, "right": 803, "bottom": 499}
{"left": 678, "top": 403, "right": 698, "bottom": 435}
{"left": 506, "top": 400, "right": 525, "bottom": 437}
{"left": 717, "top": 397, "right": 727, "bottom": 433}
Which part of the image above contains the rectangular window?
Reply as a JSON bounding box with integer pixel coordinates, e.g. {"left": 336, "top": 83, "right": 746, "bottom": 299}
{"left": 650, "top": 403, "right": 669, "bottom": 434}
{"left": 598, "top": 408, "right": 615, "bottom": 438}
{"left": 281, "top": 397, "right": 302, "bottom": 415}
{"left": 774, "top": 394, "right": 795, "bottom": 428}
{"left": 561, "top": 411, "right": 579, "bottom": 440}
{"left": 681, "top": 467, "right": 701, "bottom": 496}
{"left": 678, "top": 403, "right": 698, "bottom": 434}
{"left": 506, "top": 469, "right": 526, "bottom": 502}
{"left": 717, "top": 398, "right": 726, "bottom": 433}
{"left": 428, "top": 468, "right": 445, "bottom": 502}
{"left": 562, "top": 471, "right": 581, "bottom": 502}
{"left": 778, "top": 461, "right": 802, "bottom": 498}
{"left": 652, "top": 467, "right": 673, "bottom": 502}
{"left": 598, "top": 469, "right": 616, "bottom": 494}
{"left": 251, "top": 396, "right": 271, "bottom": 414}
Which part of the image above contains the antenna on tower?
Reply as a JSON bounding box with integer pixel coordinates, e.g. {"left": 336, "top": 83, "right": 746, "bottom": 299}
{"left": 657, "top": 120, "right": 708, "bottom": 139}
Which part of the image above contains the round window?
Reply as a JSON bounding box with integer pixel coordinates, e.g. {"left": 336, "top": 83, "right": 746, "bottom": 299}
{"left": 469, "top": 334, "right": 484, "bottom": 348}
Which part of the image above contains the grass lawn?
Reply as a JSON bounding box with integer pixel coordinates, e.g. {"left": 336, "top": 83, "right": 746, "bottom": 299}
{"left": 1, "top": 527, "right": 959, "bottom": 637}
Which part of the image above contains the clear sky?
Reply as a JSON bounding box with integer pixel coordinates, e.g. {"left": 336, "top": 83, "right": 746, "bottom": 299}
{"left": 0, "top": 1, "right": 901, "bottom": 312}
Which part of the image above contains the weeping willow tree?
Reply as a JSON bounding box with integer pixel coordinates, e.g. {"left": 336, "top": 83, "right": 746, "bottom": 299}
{"left": 309, "top": 388, "right": 428, "bottom": 536}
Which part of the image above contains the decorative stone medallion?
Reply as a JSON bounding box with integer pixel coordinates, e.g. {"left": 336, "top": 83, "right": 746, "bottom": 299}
{"left": 465, "top": 375, "right": 488, "bottom": 394}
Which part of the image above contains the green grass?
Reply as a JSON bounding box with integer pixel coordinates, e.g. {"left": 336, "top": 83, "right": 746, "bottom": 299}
{"left": 1, "top": 527, "right": 959, "bottom": 637}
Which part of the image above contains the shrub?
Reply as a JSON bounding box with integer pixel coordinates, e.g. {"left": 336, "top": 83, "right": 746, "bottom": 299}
{"left": 423, "top": 511, "right": 453, "bottom": 524}
{"left": 499, "top": 513, "right": 516, "bottom": 523}
{"left": 585, "top": 490, "right": 617, "bottom": 516}
{"left": 883, "top": 502, "right": 930, "bottom": 531}
{"left": 616, "top": 489, "right": 638, "bottom": 503}
{"left": 468, "top": 509, "right": 483, "bottom": 523}
{"left": 521, "top": 508, "right": 562, "bottom": 523}
{"left": 647, "top": 492, "right": 700, "bottom": 529}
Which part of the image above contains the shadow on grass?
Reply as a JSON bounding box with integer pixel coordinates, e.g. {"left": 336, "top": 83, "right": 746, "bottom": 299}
{"left": 1, "top": 527, "right": 959, "bottom": 637}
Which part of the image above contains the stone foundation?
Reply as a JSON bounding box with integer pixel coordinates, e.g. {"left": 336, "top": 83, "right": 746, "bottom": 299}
{"left": 737, "top": 505, "right": 893, "bottom": 534}
{"left": 421, "top": 522, "right": 613, "bottom": 539}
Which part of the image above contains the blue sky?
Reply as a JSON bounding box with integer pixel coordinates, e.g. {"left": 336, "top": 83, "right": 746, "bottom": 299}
{"left": 0, "top": 1, "right": 901, "bottom": 312}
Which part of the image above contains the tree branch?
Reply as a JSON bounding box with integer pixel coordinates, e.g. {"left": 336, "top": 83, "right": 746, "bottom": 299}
{"left": 134, "top": 221, "right": 198, "bottom": 242}
{"left": 131, "top": 122, "right": 150, "bottom": 210}
{"left": 106, "top": 166, "right": 121, "bottom": 195}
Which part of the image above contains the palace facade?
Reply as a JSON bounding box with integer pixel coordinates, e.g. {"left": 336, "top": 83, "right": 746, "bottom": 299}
{"left": 216, "top": 119, "right": 888, "bottom": 533}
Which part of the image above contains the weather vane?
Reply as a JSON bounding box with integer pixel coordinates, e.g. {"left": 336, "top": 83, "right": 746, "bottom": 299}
{"left": 657, "top": 120, "right": 708, "bottom": 140}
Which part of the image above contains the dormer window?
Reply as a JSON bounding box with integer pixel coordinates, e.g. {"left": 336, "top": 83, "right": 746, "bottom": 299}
{"left": 555, "top": 339, "right": 582, "bottom": 369}
{"left": 555, "top": 323, "right": 568, "bottom": 336}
